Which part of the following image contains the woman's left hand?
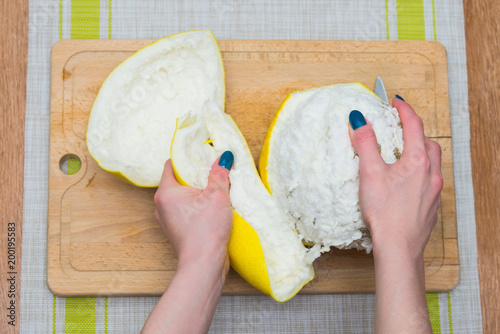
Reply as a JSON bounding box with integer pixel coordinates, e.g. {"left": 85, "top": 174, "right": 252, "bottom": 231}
{"left": 153, "top": 155, "right": 234, "bottom": 274}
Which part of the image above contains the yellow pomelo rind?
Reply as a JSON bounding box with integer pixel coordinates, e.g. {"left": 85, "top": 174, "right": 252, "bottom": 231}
{"left": 228, "top": 212, "right": 274, "bottom": 299}
{"left": 87, "top": 30, "right": 225, "bottom": 187}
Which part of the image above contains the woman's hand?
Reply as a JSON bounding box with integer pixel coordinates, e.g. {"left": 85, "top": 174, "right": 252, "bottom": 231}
{"left": 142, "top": 152, "right": 234, "bottom": 334}
{"left": 154, "top": 154, "right": 233, "bottom": 274}
{"left": 349, "top": 96, "right": 443, "bottom": 334}
{"left": 349, "top": 97, "right": 443, "bottom": 258}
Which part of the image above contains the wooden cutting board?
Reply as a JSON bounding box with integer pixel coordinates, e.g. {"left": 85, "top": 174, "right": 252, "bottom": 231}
{"left": 48, "top": 39, "right": 458, "bottom": 296}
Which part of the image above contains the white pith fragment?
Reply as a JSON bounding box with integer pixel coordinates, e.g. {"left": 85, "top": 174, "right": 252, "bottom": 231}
{"left": 86, "top": 30, "right": 224, "bottom": 187}
{"left": 171, "top": 103, "right": 317, "bottom": 302}
{"left": 266, "top": 83, "right": 404, "bottom": 253}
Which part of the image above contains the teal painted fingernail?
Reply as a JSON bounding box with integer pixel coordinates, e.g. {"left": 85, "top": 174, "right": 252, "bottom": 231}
{"left": 349, "top": 110, "right": 367, "bottom": 130}
{"left": 395, "top": 94, "right": 405, "bottom": 101}
{"left": 219, "top": 151, "right": 234, "bottom": 170}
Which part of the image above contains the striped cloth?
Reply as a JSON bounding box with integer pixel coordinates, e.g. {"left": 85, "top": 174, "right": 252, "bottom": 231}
{"left": 21, "top": 0, "right": 482, "bottom": 333}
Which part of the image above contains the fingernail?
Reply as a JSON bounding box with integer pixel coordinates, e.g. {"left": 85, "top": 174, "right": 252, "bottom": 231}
{"left": 219, "top": 151, "right": 234, "bottom": 170}
{"left": 395, "top": 94, "right": 405, "bottom": 102}
{"left": 349, "top": 110, "right": 367, "bottom": 130}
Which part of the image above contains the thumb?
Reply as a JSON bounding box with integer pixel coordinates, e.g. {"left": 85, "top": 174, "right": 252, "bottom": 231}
{"left": 348, "top": 110, "right": 385, "bottom": 172}
{"left": 206, "top": 151, "right": 233, "bottom": 194}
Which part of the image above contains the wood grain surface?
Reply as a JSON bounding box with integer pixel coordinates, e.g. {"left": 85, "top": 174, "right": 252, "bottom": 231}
{"left": 0, "top": 0, "right": 28, "bottom": 333}
{"left": 47, "top": 39, "right": 458, "bottom": 296}
{"left": 464, "top": 0, "right": 500, "bottom": 332}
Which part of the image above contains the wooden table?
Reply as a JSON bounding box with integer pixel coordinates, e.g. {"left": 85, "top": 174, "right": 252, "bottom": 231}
{"left": 464, "top": 0, "right": 500, "bottom": 332}
{"left": 0, "top": 0, "right": 498, "bottom": 332}
{"left": 0, "top": 1, "right": 28, "bottom": 333}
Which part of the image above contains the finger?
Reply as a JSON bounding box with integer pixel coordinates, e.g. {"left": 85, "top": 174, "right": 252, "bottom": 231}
{"left": 205, "top": 151, "right": 233, "bottom": 194}
{"left": 425, "top": 137, "right": 442, "bottom": 174}
{"left": 348, "top": 110, "right": 385, "bottom": 174}
{"left": 392, "top": 96, "right": 426, "bottom": 152}
{"left": 158, "top": 159, "right": 181, "bottom": 190}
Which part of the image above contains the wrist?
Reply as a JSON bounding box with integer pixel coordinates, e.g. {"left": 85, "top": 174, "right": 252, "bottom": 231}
{"left": 372, "top": 237, "right": 424, "bottom": 267}
{"left": 177, "top": 247, "right": 229, "bottom": 283}
{"left": 371, "top": 225, "right": 425, "bottom": 261}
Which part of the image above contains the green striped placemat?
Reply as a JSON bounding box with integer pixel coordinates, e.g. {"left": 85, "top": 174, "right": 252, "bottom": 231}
{"left": 20, "top": 0, "right": 480, "bottom": 333}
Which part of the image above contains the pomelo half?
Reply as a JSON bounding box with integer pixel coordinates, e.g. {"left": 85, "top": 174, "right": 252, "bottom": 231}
{"left": 86, "top": 30, "right": 224, "bottom": 187}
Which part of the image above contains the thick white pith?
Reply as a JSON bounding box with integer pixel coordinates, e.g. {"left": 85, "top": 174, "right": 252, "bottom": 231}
{"left": 171, "top": 105, "right": 316, "bottom": 302}
{"left": 266, "top": 83, "right": 404, "bottom": 253}
{"left": 87, "top": 31, "right": 224, "bottom": 187}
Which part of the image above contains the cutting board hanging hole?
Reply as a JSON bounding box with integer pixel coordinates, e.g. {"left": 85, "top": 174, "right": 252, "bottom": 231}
{"left": 59, "top": 154, "right": 81, "bottom": 175}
